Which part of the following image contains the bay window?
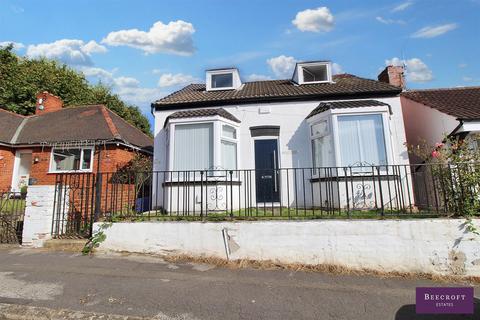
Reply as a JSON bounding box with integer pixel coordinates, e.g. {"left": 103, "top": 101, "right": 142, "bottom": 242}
{"left": 173, "top": 123, "right": 213, "bottom": 171}
{"left": 310, "top": 119, "right": 333, "bottom": 168}
{"left": 221, "top": 125, "right": 237, "bottom": 170}
{"left": 338, "top": 114, "right": 387, "bottom": 167}
{"left": 50, "top": 147, "right": 94, "bottom": 172}
{"left": 170, "top": 120, "right": 239, "bottom": 173}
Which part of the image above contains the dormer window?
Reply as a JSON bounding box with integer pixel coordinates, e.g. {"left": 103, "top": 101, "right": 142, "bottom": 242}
{"left": 293, "top": 61, "right": 333, "bottom": 85}
{"left": 206, "top": 68, "right": 241, "bottom": 91}
{"left": 212, "top": 73, "right": 233, "bottom": 89}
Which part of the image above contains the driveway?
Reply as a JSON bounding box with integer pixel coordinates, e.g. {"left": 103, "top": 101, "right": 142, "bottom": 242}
{"left": 0, "top": 246, "right": 478, "bottom": 320}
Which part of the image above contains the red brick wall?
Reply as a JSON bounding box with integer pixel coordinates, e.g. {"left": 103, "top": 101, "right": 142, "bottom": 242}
{"left": 27, "top": 145, "right": 139, "bottom": 185}
{"left": 2, "top": 144, "right": 148, "bottom": 192}
{"left": 0, "top": 146, "right": 15, "bottom": 192}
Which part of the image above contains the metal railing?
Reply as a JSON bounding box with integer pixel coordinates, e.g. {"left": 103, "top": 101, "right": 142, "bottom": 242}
{"left": 0, "top": 191, "right": 26, "bottom": 244}
{"left": 51, "top": 163, "right": 480, "bottom": 227}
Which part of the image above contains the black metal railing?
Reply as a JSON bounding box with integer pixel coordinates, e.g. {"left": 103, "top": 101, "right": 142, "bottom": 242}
{"left": 51, "top": 163, "right": 480, "bottom": 228}
{"left": 0, "top": 191, "right": 26, "bottom": 244}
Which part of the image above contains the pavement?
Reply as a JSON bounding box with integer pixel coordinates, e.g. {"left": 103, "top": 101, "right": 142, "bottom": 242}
{"left": 0, "top": 246, "right": 479, "bottom": 320}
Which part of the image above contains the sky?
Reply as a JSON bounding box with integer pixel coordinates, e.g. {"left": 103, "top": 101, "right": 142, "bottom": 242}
{"left": 1, "top": 0, "right": 479, "bottom": 126}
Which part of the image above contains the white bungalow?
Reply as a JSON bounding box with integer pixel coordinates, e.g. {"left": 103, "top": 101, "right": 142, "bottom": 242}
{"left": 151, "top": 61, "right": 413, "bottom": 215}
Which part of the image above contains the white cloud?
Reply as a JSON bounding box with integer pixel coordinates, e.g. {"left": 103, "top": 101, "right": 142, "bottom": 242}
{"left": 158, "top": 73, "right": 200, "bottom": 87}
{"left": 375, "top": 16, "right": 405, "bottom": 25}
{"left": 0, "top": 41, "right": 25, "bottom": 50}
{"left": 392, "top": 1, "right": 414, "bottom": 12}
{"left": 116, "top": 86, "right": 160, "bottom": 107}
{"left": 267, "top": 55, "right": 297, "bottom": 78}
{"left": 246, "top": 74, "right": 273, "bottom": 82}
{"left": 292, "top": 7, "right": 334, "bottom": 33}
{"left": 114, "top": 76, "right": 140, "bottom": 88}
{"left": 26, "top": 39, "right": 107, "bottom": 66}
{"left": 79, "top": 66, "right": 114, "bottom": 82}
{"left": 386, "top": 57, "right": 433, "bottom": 82}
{"left": 102, "top": 20, "right": 195, "bottom": 56}
{"left": 332, "top": 63, "right": 344, "bottom": 75}
{"left": 411, "top": 23, "right": 458, "bottom": 38}
{"left": 82, "top": 40, "right": 108, "bottom": 55}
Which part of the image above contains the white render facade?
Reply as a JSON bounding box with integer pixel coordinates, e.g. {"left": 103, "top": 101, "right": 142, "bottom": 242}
{"left": 154, "top": 97, "right": 409, "bottom": 172}
{"left": 152, "top": 62, "right": 413, "bottom": 213}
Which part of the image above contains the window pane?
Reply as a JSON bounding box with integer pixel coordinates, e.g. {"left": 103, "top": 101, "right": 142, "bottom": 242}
{"left": 312, "top": 137, "right": 332, "bottom": 168}
{"left": 311, "top": 120, "right": 328, "bottom": 137}
{"left": 221, "top": 140, "right": 237, "bottom": 170}
{"left": 338, "top": 114, "right": 387, "bottom": 167}
{"left": 174, "top": 123, "right": 213, "bottom": 170}
{"left": 222, "top": 125, "right": 236, "bottom": 139}
{"left": 53, "top": 149, "right": 81, "bottom": 171}
{"left": 302, "top": 65, "right": 328, "bottom": 82}
{"left": 82, "top": 149, "right": 92, "bottom": 170}
{"left": 212, "top": 73, "right": 233, "bottom": 88}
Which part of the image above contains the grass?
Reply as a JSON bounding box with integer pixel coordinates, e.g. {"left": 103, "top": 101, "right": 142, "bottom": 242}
{"left": 105, "top": 207, "right": 453, "bottom": 222}
{"left": 0, "top": 198, "right": 26, "bottom": 215}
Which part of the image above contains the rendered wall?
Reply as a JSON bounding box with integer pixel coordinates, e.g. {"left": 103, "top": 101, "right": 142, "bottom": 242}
{"left": 95, "top": 219, "right": 480, "bottom": 276}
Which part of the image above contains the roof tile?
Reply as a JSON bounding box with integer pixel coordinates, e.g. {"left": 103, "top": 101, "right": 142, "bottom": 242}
{"left": 402, "top": 87, "right": 480, "bottom": 120}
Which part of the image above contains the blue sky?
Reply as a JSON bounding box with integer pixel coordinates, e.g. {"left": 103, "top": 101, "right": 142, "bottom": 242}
{"left": 1, "top": 0, "right": 479, "bottom": 125}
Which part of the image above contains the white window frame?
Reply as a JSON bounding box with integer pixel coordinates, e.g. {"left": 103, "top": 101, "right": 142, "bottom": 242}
{"left": 220, "top": 124, "right": 238, "bottom": 171}
{"left": 49, "top": 147, "right": 94, "bottom": 173}
{"left": 332, "top": 111, "right": 392, "bottom": 168}
{"left": 167, "top": 115, "right": 240, "bottom": 176}
{"left": 310, "top": 118, "right": 331, "bottom": 171}
{"left": 307, "top": 105, "right": 394, "bottom": 175}
{"left": 298, "top": 62, "right": 333, "bottom": 85}
{"left": 206, "top": 69, "right": 241, "bottom": 91}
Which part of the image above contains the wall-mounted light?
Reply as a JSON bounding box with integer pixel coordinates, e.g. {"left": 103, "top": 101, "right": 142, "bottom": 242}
{"left": 33, "top": 156, "right": 40, "bottom": 163}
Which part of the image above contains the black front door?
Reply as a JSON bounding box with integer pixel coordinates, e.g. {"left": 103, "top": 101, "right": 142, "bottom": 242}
{"left": 254, "top": 139, "right": 280, "bottom": 203}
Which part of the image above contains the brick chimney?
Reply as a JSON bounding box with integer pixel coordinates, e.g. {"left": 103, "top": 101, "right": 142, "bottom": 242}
{"left": 35, "top": 91, "right": 63, "bottom": 115}
{"left": 378, "top": 66, "right": 405, "bottom": 89}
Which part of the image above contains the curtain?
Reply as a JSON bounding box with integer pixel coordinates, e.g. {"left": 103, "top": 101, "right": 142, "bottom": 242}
{"left": 174, "top": 123, "right": 213, "bottom": 170}
{"left": 221, "top": 140, "right": 237, "bottom": 170}
{"left": 338, "top": 115, "right": 387, "bottom": 167}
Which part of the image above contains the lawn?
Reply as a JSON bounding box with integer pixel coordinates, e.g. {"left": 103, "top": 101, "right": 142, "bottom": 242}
{"left": 105, "top": 207, "right": 451, "bottom": 222}
{"left": 0, "top": 198, "right": 26, "bottom": 216}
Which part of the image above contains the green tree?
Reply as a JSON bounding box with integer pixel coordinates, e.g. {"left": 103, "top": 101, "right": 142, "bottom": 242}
{"left": 0, "top": 45, "right": 151, "bottom": 135}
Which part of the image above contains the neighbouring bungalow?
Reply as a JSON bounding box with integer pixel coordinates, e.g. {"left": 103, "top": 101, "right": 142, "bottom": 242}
{"left": 401, "top": 86, "right": 480, "bottom": 163}
{"left": 0, "top": 92, "right": 153, "bottom": 193}
{"left": 151, "top": 61, "right": 416, "bottom": 214}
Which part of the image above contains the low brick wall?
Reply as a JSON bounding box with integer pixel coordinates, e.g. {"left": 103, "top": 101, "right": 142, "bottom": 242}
{"left": 94, "top": 219, "right": 480, "bottom": 276}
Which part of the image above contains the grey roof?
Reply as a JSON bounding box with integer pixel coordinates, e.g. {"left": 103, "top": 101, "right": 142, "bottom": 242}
{"left": 0, "top": 105, "right": 152, "bottom": 149}
{"left": 0, "top": 109, "right": 25, "bottom": 143}
{"left": 306, "top": 100, "right": 390, "bottom": 119}
{"left": 165, "top": 108, "right": 241, "bottom": 126}
{"left": 153, "top": 74, "right": 401, "bottom": 109}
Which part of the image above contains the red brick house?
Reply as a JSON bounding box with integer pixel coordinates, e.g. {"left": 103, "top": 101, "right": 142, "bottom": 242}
{"left": 0, "top": 92, "right": 153, "bottom": 192}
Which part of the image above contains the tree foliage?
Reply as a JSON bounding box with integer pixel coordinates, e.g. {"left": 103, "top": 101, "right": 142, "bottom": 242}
{"left": 0, "top": 45, "right": 151, "bottom": 135}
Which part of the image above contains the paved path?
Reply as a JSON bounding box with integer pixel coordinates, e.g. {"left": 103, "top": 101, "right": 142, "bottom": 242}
{"left": 0, "top": 246, "right": 478, "bottom": 320}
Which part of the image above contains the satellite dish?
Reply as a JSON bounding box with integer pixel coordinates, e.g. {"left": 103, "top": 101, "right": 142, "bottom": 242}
{"left": 38, "top": 105, "right": 44, "bottom": 110}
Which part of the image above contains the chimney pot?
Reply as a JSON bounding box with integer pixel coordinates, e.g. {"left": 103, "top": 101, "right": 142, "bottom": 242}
{"left": 35, "top": 91, "right": 63, "bottom": 115}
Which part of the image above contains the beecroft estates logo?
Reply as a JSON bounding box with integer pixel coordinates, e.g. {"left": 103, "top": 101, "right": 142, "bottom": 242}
{"left": 416, "top": 287, "right": 474, "bottom": 314}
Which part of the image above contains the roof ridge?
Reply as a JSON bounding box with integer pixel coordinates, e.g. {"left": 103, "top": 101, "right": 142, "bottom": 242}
{"left": 403, "top": 86, "right": 480, "bottom": 93}
{"left": 0, "top": 108, "right": 27, "bottom": 118}
{"left": 104, "top": 107, "right": 153, "bottom": 140}
{"left": 10, "top": 117, "right": 29, "bottom": 144}
{"left": 100, "top": 106, "right": 122, "bottom": 140}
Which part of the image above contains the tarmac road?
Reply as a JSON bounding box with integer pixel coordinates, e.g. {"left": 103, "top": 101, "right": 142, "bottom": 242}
{"left": 0, "top": 246, "right": 478, "bottom": 320}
